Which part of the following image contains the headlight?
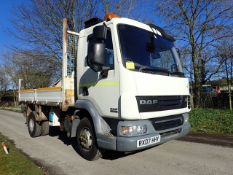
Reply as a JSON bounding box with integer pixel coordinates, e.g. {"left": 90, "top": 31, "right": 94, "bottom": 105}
{"left": 121, "top": 125, "right": 147, "bottom": 136}
{"left": 184, "top": 115, "right": 189, "bottom": 123}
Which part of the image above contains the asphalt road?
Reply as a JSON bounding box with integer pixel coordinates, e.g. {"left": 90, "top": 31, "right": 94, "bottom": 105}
{"left": 0, "top": 110, "right": 233, "bottom": 175}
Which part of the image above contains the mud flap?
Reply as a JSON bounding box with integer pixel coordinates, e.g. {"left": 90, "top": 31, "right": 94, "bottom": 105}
{"left": 71, "top": 118, "right": 80, "bottom": 137}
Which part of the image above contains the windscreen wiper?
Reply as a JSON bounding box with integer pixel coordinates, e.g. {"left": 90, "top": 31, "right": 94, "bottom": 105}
{"left": 169, "top": 72, "right": 185, "bottom": 77}
{"left": 139, "top": 67, "right": 169, "bottom": 76}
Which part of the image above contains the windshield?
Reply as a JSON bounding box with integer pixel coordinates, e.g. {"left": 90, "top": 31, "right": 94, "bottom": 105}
{"left": 118, "top": 24, "right": 183, "bottom": 75}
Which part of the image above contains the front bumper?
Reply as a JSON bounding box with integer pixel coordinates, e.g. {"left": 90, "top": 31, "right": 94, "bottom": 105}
{"left": 96, "top": 113, "right": 191, "bottom": 151}
{"left": 116, "top": 122, "right": 190, "bottom": 151}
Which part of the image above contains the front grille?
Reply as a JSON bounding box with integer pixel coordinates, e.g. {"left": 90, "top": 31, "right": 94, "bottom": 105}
{"left": 157, "top": 96, "right": 182, "bottom": 110}
{"left": 136, "top": 96, "right": 187, "bottom": 112}
{"left": 150, "top": 115, "right": 183, "bottom": 131}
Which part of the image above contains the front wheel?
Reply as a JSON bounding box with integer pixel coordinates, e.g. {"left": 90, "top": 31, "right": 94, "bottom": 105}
{"left": 76, "top": 117, "right": 104, "bottom": 161}
{"left": 28, "top": 112, "right": 41, "bottom": 137}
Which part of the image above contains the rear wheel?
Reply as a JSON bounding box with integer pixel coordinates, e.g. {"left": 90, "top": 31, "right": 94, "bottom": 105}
{"left": 28, "top": 112, "right": 41, "bottom": 137}
{"left": 76, "top": 117, "right": 104, "bottom": 161}
{"left": 41, "top": 121, "right": 49, "bottom": 136}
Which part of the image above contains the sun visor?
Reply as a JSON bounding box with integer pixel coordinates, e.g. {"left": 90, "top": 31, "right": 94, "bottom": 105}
{"left": 147, "top": 24, "right": 175, "bottom": 42}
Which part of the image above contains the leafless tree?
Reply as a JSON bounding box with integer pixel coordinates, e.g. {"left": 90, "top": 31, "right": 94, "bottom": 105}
{"left": 217, "top": 38, "right": 233, "bottom": 110}
{"left": 153, "top": 0, "right": 233, "bottom": 107}
{"left": 7, "top": 0, "right": 150, "bottom": 84}
{"left": 8, "top": 0, "right": 149, "bottom": 57}
{"left": 100, "top": 0, "right": 150, "bottom": 21}
{"left": 0, "top": 66, "right": 10, "bottom": 105}
{"left": 7, "top": 0, "right": 99, "bottom": 77}
{"left": 1, "top": 49, "right": 57, "bottom": 90}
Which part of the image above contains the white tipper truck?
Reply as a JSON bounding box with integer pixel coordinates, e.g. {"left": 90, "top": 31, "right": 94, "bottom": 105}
{"left": 19, "top": 13, "right": 191, "bottom": 161}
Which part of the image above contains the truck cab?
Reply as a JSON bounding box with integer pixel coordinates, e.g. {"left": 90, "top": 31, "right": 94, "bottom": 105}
{"left": 74, "top": 14, "right": 191, "bottom": 158}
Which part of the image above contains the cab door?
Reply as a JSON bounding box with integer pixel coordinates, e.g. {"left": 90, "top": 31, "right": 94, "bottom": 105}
{"left": 81, "top": 24, "right": 120, "bottom": 118}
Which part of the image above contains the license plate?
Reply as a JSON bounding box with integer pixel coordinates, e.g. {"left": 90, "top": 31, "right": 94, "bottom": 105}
{"left": 137, "top": 135, "right": 161, "bottom": 148}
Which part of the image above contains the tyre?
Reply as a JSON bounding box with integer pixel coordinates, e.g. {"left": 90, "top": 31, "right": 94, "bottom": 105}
{"left": 24, "top": 111, "right": 28, "bottom": 124}
{"left": 28, "top": 112, "right": 41, "bottom": 137}
{"left": 76, "top": 117, "right": 104, "bottom": 161}
{"left": 41, "top": 121, "right": 49, "bottom": 136}
{"left": 23, "top": 110, "right": 27, "bottom": 118}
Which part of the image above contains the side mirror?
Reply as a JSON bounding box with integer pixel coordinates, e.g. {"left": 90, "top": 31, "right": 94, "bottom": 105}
{"left": 88, "top": 43, "right": 105, "bottom": 66}
{"left": 93, "top": 25, "right": 107, "bottom": 40}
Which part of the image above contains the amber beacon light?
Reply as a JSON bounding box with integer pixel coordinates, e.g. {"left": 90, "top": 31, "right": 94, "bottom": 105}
{"left": 104, "top": 13, "right": 121, "bottom": 20}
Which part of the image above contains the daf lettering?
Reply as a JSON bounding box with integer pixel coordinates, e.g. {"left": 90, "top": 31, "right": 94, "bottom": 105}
{"left": 140, "top": 100, "right": 158, "bottom": 105}
{"left": 140, "top": 100, "right": 146, "bottom": 104}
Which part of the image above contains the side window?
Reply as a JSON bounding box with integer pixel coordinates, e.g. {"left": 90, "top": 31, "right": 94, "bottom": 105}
{"left": 88, "top": 30, "right": 114, "bottom": 72}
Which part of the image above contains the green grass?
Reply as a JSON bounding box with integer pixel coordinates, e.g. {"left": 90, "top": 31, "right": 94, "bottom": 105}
{"left": 0, "top": 106, "right": 21, "bottom": 112}
{"left": 0, "top": 133, "right": 44, "bottom": 175}
{"left": 189, "top": 108, "right": 233, "bottom": 135}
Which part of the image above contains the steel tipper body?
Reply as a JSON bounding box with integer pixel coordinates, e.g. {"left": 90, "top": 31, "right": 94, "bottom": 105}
{"left": 19, "top": 13, "right": 191, "bottom": 161}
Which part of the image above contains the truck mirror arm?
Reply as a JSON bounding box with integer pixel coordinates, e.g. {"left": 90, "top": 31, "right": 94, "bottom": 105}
{"left": 101, "top": 69, "right": 109, "bottom": 78}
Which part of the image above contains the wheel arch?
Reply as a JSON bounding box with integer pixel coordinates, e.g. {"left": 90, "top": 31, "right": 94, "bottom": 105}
{"left": 73, "top": 100, "right": 111, "bottom": 136}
